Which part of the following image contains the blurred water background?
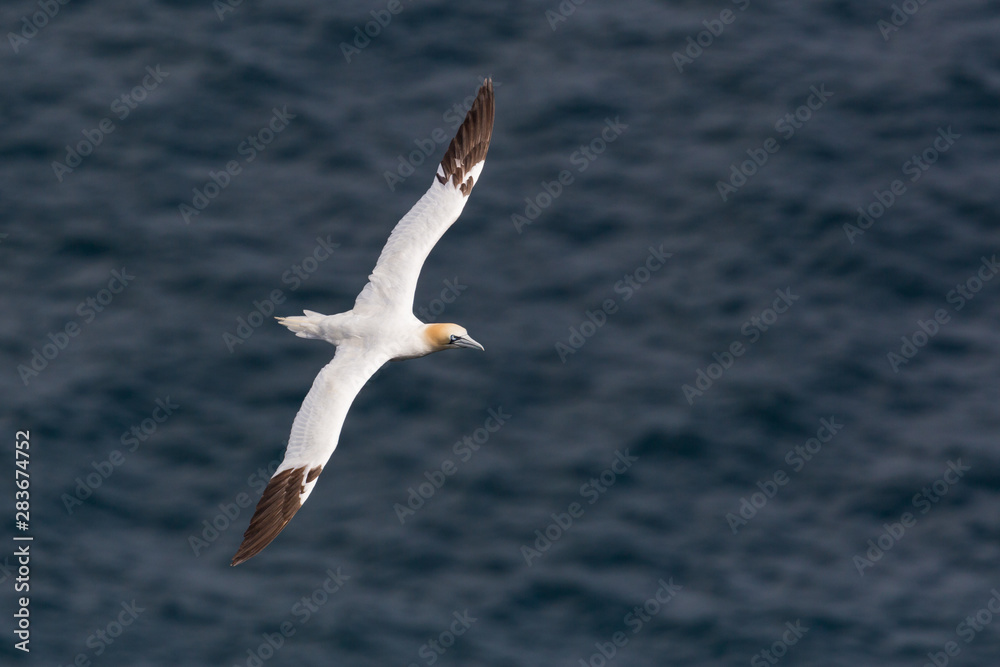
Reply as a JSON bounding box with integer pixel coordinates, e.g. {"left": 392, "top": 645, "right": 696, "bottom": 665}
{"left": 1, "top": 0, "right": 1000, "bottom": 665}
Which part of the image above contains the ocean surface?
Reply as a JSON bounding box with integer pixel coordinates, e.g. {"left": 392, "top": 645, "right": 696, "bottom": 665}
{"left": 2, "top": 1, "right": 999, "bottom": 665}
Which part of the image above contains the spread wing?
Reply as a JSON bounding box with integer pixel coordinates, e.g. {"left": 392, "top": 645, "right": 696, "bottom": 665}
{"left": 231, "top": 344, "right": 388, "bottom": 565}
{"left": 353, "top": 78, "right": 495, "bottom": 316}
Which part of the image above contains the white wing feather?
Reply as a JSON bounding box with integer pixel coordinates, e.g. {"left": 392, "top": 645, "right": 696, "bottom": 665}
{"left": 281, "top": 344, "right": 386, "bottom": 483}
{"left": 231, "top": 344, "right": 386, "bottom": 565}
{"left": 232, "top": 79, "right": 495, "bottom": 566}
{"left": 354, "top": 79, "right": 494, "bottom": 316}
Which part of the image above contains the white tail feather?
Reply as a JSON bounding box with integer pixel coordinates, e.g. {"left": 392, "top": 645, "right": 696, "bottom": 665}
{"left": 276, "top": 311, "right": 327, "bottom": 339}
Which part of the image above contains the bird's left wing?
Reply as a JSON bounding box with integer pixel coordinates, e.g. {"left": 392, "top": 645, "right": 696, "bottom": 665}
{"left": 231, "top": 343, "right": 387, "bottom": 565}
{"left": 353, "top": 78, "right": 495, "bottom": 316}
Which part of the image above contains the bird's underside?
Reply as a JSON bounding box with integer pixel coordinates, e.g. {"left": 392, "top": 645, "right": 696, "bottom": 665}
{"left": 231, "top": 79, "right": 494, "bottom": 566}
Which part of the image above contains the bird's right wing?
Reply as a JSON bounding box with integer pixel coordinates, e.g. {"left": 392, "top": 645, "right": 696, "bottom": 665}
{"left": 231, "top": 343, "right": 387, "bottom": 566}
{"left": 353, "top": 79, "right": 495, "bottom": 317}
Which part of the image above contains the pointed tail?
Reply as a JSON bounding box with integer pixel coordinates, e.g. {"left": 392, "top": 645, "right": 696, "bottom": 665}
{"left": 275, "top": 310, "right": 327, "bottom": 339}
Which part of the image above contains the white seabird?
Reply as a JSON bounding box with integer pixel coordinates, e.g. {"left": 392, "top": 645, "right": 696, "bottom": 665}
{"left": 232, "top": 79, "right": 494, "bottom": 566}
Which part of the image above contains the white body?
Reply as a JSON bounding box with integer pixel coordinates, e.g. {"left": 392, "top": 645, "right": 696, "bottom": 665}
{"left": 231, "top": 79, "right": 495, "bottom": 566}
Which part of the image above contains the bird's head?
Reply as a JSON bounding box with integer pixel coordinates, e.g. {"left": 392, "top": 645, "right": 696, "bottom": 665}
{"left": 423, "top": 323, "right": 484, "bottom": 352}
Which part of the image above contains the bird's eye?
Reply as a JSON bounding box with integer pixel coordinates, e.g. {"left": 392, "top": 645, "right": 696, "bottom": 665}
{"left": 449, "top": 335, "right": 459, "bottom": 343}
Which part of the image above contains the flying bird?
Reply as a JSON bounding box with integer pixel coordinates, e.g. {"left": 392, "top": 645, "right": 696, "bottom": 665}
{"left": 231, "top": 79, "right": 495, "bottom": 566}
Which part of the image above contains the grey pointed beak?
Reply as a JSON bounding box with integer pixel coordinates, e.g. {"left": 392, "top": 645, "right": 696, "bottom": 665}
{"left": 452, "top": 335, "right": 484, "bottom": 351}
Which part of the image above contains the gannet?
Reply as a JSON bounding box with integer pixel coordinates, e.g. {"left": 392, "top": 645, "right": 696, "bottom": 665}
{"left": 231, "top": 79, "right": 494, "bottom": 566}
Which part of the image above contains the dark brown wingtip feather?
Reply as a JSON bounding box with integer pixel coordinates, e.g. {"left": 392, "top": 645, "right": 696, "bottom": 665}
{"left": 231, "top": 466, "right": 310, "bottom": 566}
{"left": 435, "top": 78, "right": 495, "bottom": 196}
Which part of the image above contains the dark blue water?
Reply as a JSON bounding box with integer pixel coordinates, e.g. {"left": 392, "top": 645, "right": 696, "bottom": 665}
{"left": 2, "top": 0, "right": 1000, "bottom": 665}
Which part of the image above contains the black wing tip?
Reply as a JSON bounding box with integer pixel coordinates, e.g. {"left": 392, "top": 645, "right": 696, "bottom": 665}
{"left": 230, "top": 465, "right": 314, "bottom": 566}
{"left": 435, "top": 79, "right": 495, "bottom": 195}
